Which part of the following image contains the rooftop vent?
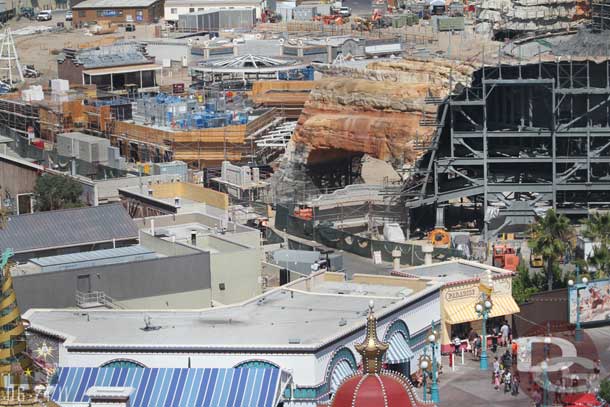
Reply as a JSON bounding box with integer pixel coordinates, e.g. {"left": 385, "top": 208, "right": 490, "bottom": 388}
{"left": 288, "top": 338, "right": 301, "bottom": 344}
{"left": 338, "top": 318, "right": 347, "bottom": 326}
{"left": 141, "top": 315, "right": 161, "bottom": 332}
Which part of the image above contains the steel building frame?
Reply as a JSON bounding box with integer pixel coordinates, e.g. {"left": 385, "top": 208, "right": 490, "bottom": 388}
{"left": 403, "top": 55, "right": 610, "bottom": 240}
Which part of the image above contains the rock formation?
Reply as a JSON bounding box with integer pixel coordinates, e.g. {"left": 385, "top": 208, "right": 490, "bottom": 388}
{"left": 271, "top": 57, "right": 476, "bottom": 203}
{"left": 475, "top": 0, "right": 588, "bottom": 35}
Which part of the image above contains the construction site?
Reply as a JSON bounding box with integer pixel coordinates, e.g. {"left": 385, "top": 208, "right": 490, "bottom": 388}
{"left": 0, "top": 0, "right": 608, "bottom": 263}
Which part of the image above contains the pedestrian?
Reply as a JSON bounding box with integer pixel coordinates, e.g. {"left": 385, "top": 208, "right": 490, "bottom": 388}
{"left": 532, "top": 388, "right": 542, "bottom": 407}
{"left": 503, "top": 369, "right": 512, "bottom": 393}
{"left": 493, "top": 356, "right": 500, "bottom": 384}
{"left": 474, "top": 335, "right": 481, "bottom": 359}
{"left": 500, "top": 321, "right": 510, "bottom": 346}
{"left": 511, "top": 374, "right": 520, "bottom": 396}
{"left": 511, "top": 340, "right": 519, "bottom": 364}
{"left": 468, "top": 328, "right": 477, "bottom": 353}
{"left": 453, "top": 335, "right": 461, "bottom": 354}
{"left": 494, "top": 371, "right": 501, "bottom": 390}
{"left": 502, "top": 349, "right": 512, "bottom": 370}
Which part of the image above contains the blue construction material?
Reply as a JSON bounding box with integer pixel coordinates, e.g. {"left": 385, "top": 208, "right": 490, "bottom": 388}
{"left": 51, "top": 367, "right": 283, "bottom": 407}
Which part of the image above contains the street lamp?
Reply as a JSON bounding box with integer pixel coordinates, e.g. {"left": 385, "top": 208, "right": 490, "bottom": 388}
{"left": 475, "top": 294, "right": 493, "bottom": 370}
{"left": 428, "top": 327, "right": 440, "bottom": 404}
{"left": 419, "top": 352, "right": 431, "bottom": 402}
{"left": 568, "top": 266, "right": 589, "bottom": 342}
{"left": 543, "top": 336, "right": 551, "bottom": 360}
{"left": 541, "top": 360, "right": 549, "bottom": 406}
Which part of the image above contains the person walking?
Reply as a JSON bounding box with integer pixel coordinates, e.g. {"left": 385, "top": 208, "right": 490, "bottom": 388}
{"left": 511, "top": 373, "right": 520, "bottom": 396}
{"left": 493, "top": 356, "right": 500, "bottom": 385}
{"left": 511, "top": 340, "right": 519, "bottom": 365}
{"left": 500, "top": 321, "right": 510, "bottom": 347}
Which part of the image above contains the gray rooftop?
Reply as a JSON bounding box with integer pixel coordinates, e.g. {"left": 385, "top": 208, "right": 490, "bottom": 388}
{"left": 0, "top": 204, "right": 138, "bottom": 254}
{"left": 60, "top": 45, "right": 151, "bottom": 69}
{"left": 73, "top": 0, "right": 160, "bottom": 8}
{"left": 29, "top": 246, "right": 158, "bottom": 272}
{"left": 24, "top": 278, "right": 439, "bottom": 351}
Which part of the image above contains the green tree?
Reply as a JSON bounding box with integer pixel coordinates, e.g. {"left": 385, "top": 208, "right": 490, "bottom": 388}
{"left": 582, "top": 212, "right": 610, "bottom": 278}
{"left": 512, "top": 263, "right": 541, "bottom": 304}
{"left": 33, "top": 174, "right": 84, "bottom": 212}
{"left": 530, "top": 209, "right": 573, "bottom": 291}
{"left": 600, "top": 378, "right": 610, "bottom": 403}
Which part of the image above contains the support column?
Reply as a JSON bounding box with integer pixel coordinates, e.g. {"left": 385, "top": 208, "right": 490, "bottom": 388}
{"left": 110, "top": 73, "right": 114, "bottom": 91}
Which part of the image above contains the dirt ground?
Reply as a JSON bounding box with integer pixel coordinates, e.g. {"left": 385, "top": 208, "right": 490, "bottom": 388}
{"left": 5, "top": 12, "right": 161, "bottom": 85}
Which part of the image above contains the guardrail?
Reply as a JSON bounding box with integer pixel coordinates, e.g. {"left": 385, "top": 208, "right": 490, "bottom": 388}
{"left": 76, "top": 291, "right": 125, "bottom": 309}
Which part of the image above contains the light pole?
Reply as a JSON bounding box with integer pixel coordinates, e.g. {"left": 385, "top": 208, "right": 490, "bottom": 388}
{"left": 475, "top": 294, "right": 493, "bottom": 370}
{"left": 541, "top": 360, "right": 549, "bottom": 406}
{"left": 419, "top": 351, "right": 431, "bottom": 402}
{"left": 568, "top": 267, "right": 589, "bottom": 342}
{"left": 428, "top": 324, "right": 440, "bottom": 404}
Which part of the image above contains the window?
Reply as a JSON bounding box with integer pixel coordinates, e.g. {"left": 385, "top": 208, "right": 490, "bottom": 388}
{"left": 101, "top": 360, "right": 146, "bottom": 369}
{"left": 197, "top": 7, "right": 204, "bottom": 11}
{"left": 170, "top": 7, "right": 177, "bottom": 13}
{"left": 189, "top": 7, "right": 194, "bottom": 12}
{"left": 78, "top": 10, "right": 85, "bottom": 17}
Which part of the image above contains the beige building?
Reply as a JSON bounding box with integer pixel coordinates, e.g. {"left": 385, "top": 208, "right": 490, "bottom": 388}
{"left": 393, "top": 259, "right": 520, "bottom": 352}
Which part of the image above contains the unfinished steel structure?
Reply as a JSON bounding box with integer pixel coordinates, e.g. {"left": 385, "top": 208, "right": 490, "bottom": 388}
{"left": 403, "top": 57, "right": 610, "bottom": 239}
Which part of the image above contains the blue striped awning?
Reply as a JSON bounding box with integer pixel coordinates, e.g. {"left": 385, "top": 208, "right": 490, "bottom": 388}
{"left": 51, "top": 367, "right": 282, "bottom": 407}
{"left": 385, "top": 333, "right": 415, "bottom": 364}
{"left": 330, "top": 360, "right": 355, "bottom": 392}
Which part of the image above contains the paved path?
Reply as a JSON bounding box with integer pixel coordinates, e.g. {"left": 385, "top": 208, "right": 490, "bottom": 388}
{"left": 428, "top": 326, "right": 610, "bottom": 407}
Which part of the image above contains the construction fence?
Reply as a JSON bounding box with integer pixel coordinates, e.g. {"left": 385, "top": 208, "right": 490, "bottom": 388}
{"left": 275, "top": 204, "right": 463, "bottom": 266}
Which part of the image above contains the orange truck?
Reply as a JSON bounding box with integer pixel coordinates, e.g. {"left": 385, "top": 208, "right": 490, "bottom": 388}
{"left": 492, "top": 245, "right": 520, "bottom": 271}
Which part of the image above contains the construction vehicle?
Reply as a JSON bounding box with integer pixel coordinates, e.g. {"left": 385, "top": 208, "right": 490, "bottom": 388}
{"left": 428, "top": 228, "right": 450, "bottom": 246}
{"left": 293, "top": 205, "right": 313, "bottom": 220}
{"left": 492, "top": 245, "right": 520, "bottom": 271}
{"left": 23, "top": 65, "right": 40, "bottom": 78}
{"left": 530, "top": 253, "right": 544, "bottom": 268}
{"left": 352, "top": 16, "right": 373, "bottom": 31}
{"left": 261, "top": 8, "right": 280, "bottom": 23}
{"left": 314, "top": 14, "right": 346, "bottom": 24}
{"left": 18, "top": 7, "right": 35, "bottom": 20}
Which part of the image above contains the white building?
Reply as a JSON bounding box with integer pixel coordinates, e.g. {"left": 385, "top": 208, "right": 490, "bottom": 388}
{"left": 164, "top": 0, "right": 264, "bottom": 21}
{"left": 25, "top": 272, "right": 443, "bottom": 406}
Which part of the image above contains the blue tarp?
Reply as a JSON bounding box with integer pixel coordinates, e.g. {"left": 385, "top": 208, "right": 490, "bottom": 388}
{"left": 51, "top": 367, "right": 282, "bottom": 407}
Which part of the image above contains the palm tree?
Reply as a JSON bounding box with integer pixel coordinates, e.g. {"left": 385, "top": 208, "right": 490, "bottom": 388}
{"left": 583, "top": 212, "right": 610, "bottom": 246}
{"left": 530, "top": 209, "right": 573, "bottom": 291}
{"left": 582, "top": 212, "right": 610, "bottom": 278}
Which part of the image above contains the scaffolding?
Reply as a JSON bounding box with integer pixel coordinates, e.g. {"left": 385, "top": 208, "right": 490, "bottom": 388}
{"left": 403, "top": 54, "right": 610, "bottom": 240}
{"left": 592, "top": 0, "right": 610, "bottom": 31}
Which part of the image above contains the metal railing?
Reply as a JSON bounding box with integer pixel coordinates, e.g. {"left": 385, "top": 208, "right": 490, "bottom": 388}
{"left": 75, "top": 291, "right": 126, "bottom": 309}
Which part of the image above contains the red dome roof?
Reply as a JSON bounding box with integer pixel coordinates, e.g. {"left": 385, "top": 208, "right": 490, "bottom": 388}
{"left": 328, "top": 301, "right": 436, "bottom": 407}
{"left": 331, "top": 372, "right": 431, "bottom": 407}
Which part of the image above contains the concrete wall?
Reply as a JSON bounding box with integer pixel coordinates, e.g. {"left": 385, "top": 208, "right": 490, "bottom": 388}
{"left": 12, "top": 251, "right": 211, "bottom": 311}
{"left": 205, "top": 235, "right": 261, "bottom": 305}
{"left": 351, "top": 274, "right": 432, "bottom": 293}
{"left": 150, "top": 182, "right": 229, "bottom": 210}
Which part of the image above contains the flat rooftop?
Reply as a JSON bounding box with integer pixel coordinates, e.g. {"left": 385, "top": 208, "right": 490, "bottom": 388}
{"left": 24, "top": 275, "right": 440, "bottom": 351}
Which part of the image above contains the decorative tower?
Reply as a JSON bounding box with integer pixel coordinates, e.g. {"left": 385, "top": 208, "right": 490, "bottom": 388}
{"left": 0, "top": 249, "right": 31, "bottom": 385}
{"left": 0, "top": 28, "right": 24, "bottom": 85}
{"left": 330, "top": 301, "right": 435, "bottom": 407}
{"left": 354, "top": 300, "right": 389, "bottom": 374}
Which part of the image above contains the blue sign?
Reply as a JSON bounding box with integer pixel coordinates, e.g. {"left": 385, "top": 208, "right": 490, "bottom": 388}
{"left": 100, "top": 9, "right": 121, "bottom": 17}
